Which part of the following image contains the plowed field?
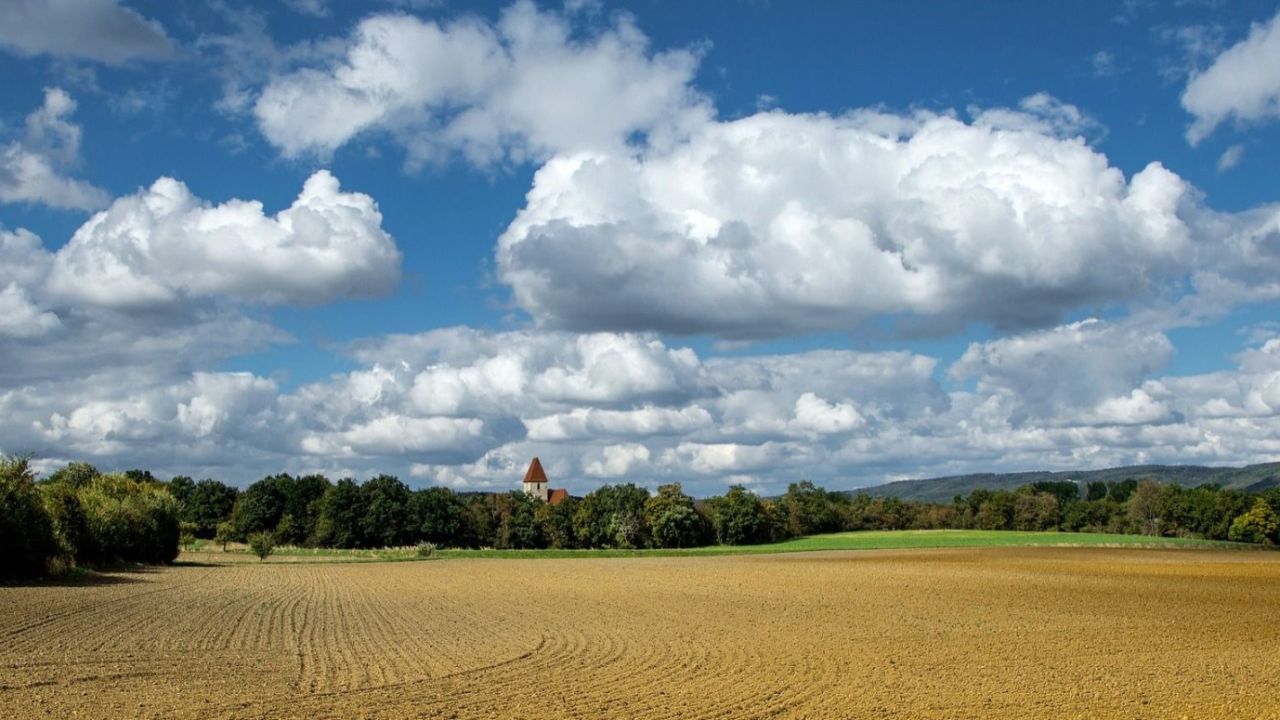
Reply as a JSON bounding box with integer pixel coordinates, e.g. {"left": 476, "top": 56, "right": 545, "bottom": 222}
{"left": 3, "top": 547, "right": 1279, "bottom": 718}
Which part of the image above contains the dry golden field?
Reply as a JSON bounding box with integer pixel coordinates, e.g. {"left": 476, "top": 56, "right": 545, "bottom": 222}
{"left": 3, "top": 547, "right": 1280, "bottom": 719}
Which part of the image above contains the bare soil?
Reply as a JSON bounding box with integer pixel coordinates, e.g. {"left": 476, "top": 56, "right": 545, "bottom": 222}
{"left": 2, "top": 547, "right": 1278, "bottom": 718}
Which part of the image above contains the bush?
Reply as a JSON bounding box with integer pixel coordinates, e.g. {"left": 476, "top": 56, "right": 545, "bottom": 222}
{"left": 1228, "top": 498, "right": 1279, "bottom": 544}
{"left": 179, "top": 521, "right": 198, "bottom": 551}
{"left": 215, "top": 520, "right": 235, "bottom": 551}
{"left": 0, "top": 455, "right": 60, "bottom": 579}
{"left": 75, "top": 474, "right": 181, "bottom": 564}
{"left": 248, "top": 532, "right": 275, "bottom": 561}
{"left": 416, "top": 541, "right": 437, "bottom": 558}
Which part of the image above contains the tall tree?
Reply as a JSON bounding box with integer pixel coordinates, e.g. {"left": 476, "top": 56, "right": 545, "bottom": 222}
{"left": 645, "top": 483, "right": 707, "bottom": 548}
{"left": 362, "top": 474, "right": 412, "bottom": 547}
{"left": 182, "top": 479, "right": 238, "bottom": 537}
{"left": 410, "top": 487, "right": 464, "bottom": 545}
{"left": 315, "top": 478, "right": 368, "bottom": 548}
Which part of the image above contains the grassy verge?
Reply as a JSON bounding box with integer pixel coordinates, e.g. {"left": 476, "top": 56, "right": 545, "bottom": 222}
{"left": 179, "top": 530, "right": 1261, "bottom": 564}
{"left": 436, "top": 529, "right": 1257, "bottom": 559}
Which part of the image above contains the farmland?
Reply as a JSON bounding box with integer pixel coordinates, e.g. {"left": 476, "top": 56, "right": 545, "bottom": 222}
{"left": 3, "top": 545, "right": 1280, "bottom": 718}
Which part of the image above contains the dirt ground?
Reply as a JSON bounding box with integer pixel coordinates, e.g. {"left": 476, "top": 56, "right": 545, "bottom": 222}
{"left": 2, "top": 547, "right": 1279, "bottom": 719}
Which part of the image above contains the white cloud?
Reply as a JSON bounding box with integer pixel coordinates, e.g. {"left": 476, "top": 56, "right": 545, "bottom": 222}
{"left": 499, "top": 102, "right": 1198, "bottom": 338}
{"left": 1182, "top": 11, "right": 1280, "bottom": 143}
{"left": 301, "top": 415, "right": 488, "bottom": 458}
{"left": 583, "top": 443, "right": 651, "bottom": 477}
{"left": 525, "top": 405, "right": 711, "bottom": 441}
{"left": 1087, "top": 388, "right": 1176, "bottom": 427}
{"left": 791, "top": 392, "right": 865, "bottom": 436}
{"left": 7, "top": 319, "right": 1280, "bottom": 493}
{"left": 46, "top": 170, "right": 401, "bottom": 307}
{"left": 253, "top": 1, "right": 709, "bottom": 166}
{"left": 1217, "top": 143, "right": 1245, "bottom": 171}
{"left": 949, "top": 319, "right": 1174, "bottom": 423}
{"left": 664, "top": 441, "right": 806, "bottom": 476}
{"left": 0, "top": 283, "right": 61, "bottom": 339}
{"left": 1, "top": 88, "right": 109, "bottom": 210}
{"left": 0, "top": 0, "right": 175, "bottom": 65}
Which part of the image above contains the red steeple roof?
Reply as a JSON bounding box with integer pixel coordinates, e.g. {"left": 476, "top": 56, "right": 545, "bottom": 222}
{"left": 522, "top": 457, "right": 548, "bottom": 484}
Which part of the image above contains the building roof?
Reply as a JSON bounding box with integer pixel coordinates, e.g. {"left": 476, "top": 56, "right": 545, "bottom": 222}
{"left": 548, "top": 488, "right": 570, "bottom": 506}
{"left": 522, "top": 456, "right": 548, "bottom": 484}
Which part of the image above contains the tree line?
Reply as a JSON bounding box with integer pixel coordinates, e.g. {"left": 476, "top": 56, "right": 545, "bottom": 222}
{"left": 4, "top": 455, "right": 1278, "bottom": 579}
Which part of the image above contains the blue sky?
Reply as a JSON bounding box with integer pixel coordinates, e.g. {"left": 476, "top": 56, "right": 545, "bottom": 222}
{"left": 2, "top": 0, "right": 1279, "bottom": 494}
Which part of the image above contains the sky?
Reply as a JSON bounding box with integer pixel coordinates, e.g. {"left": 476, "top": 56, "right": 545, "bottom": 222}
{"left": 2, "top": 0, "right": 1280, "bottom": 495}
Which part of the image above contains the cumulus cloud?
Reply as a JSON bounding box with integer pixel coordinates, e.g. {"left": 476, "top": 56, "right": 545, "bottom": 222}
{"left": 949, "top": 319, "right": 1174, "bottom": 424}
{"left": 1182, "top": 10, "right": 1280, "bottom": 143}
{"left": 499, "top": 101, "right": 1203, "bottom": 338}
{"left": 583, "top": 443, "right": 651, "bottom": 478}
{"left": 0, "top": 166, "right": 405, "bottom": 473}
{"left": 252, "top": 0, "right": 708, "bottom": 165}
{"left": 0, "top": 284, "right": 61, "bottom": 339}
{"left": 1, "top": 88, "right": 109, "bottom": 210}
{"left": 8, "top": 319, "right": 1280, "bottom": 493}
{"left": 0, "top": 0, "right": 176, "bottom": 65}
{"left": 46, "top": 170, "right": 400, "bottom": 307}
{"left": 525, "top": 405, "right": 712, "bottom": 441}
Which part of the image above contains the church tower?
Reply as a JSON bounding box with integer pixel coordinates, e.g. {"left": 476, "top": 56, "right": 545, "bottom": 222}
{"left": 522, "top": 456, "right": 550, "bottom": 502}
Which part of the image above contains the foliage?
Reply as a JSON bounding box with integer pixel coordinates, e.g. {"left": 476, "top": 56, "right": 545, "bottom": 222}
{"left": 41, "top": 480, "right": 88, "bottom": 560}
{"left": 314, "top": 478, "right": 369, "bottom": 548}
{"left": 1013, "top": 491, "right": 1059, "bottom": 531}
{"left": 179, "top": 479, "right": 238, "bottom": 537}
{"left": 14, "top": 454, "right": 1280, "bottom": 577}
{"left": 1228, "top": 498, "right": 1278, "bottom": 544}
{"left": 215, "top": 521, "right": 235, "bottom": 551}
{"left": 1127, "top": 480, "right": 1163, "bottom": 535}
{"left": 573, "top": 483, "right": 651, "bottom": 549}
{"left": 0, "top": 455, "right": 62, "bottom": 579}
{"left": 74, "top": 473, "right": 181, "bottom": 564}
{"left": 496, "top": 492, "right": 546, "bottom": 549}
{"left": 645, "top": 483, "right": 709, "bottom": 548}
{"left": 179, "top": 521, "right": 198, "bottom": 550}
{"left": 780, "top": 481, "right": 846, "bottom": 536}
{"left": 44, "top": 462, "right": 100, "bottom": 489}
{"left": 536, "top": 496, "right": 578, "bottom": 549}
{"left": 362, "top": 474, "right": 413, "bottom": 547}
{"left": 416, "top": 541, "right": 437, "bottom": 558}
{"left": 706, "top": 485, "right": 779, "bottom": 546}
{"left": 248, "top": 532, "right": 275, "bottom": 561}
{"left": 409, "top": 487, "right": 464, "bottom": 545}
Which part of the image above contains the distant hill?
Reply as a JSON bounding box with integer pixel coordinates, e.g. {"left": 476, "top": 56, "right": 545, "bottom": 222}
{"left": 860, "top": 462, "right": 1280, "bottom": 504}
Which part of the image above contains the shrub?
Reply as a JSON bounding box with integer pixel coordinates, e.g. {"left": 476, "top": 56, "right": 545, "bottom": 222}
{"left": 215, "top": 520, "right": 235, "bottom": 551}
{"left": 77, "top": 474, "right": 181, "bottom": 565}
{"left": 41, "top": 481, "right": 88, "bottom": 560}
{"left": 248, "top": 532, "right": 275, "bottom": 561}
{"left": 416, "top": 541, "right": 437, "bottom": 558}
{"left": 179, "top": 521, "right": 198, "bottom": 551}
{"left": 1228, "top": 498, "right": 1279, "bottom": 544}
{"left": 0, "top": 455, "right": 60, "bottom": 579}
